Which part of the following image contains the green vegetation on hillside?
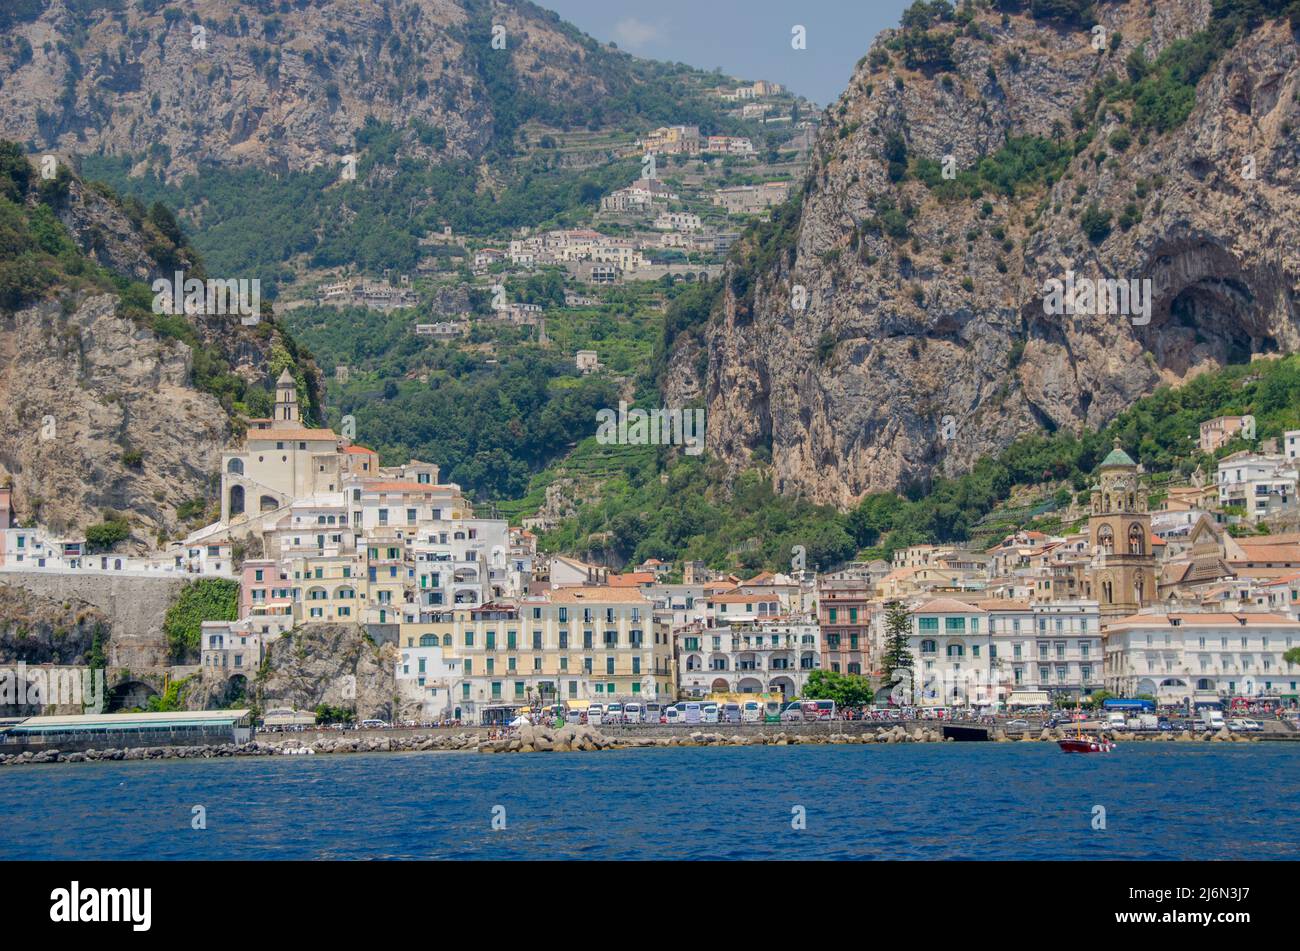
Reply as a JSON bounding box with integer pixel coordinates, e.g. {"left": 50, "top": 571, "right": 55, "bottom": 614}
{"left": 163, "top": 579, "right": 239, "bottom": 663}
{"left": 0, "top": 140, "right": 318, "bottom": 425}
{"left": 80, "top": 143, "right": 643, "bottom": 290}
{"left": 541, "top": 354, "right": 1300, "bottom": 571}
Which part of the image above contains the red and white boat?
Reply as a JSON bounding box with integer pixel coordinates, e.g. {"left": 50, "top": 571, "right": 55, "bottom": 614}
{"left": 1057, "top": 696, "right": 1115, "bottom": 753}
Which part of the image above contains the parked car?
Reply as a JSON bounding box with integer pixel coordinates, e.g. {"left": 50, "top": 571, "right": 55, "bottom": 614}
{"left": 1228, "top": 717, "right": 1263, "bottom": 732}
{"left": 360, "top": 719, "right": 390, "bottom": 729}
{"left": 1006, "top": 719, "right": 1030, "bottom": 729}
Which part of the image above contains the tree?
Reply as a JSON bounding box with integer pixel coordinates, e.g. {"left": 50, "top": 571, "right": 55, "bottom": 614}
{"left": 801, "top": 669, "right": 873, "bottom": 708}
{"left": 882, "top": 602, "right": 914, "bottom": 695}
{"left": 1285, "top": 648, "right": 1300, "bottom": 667}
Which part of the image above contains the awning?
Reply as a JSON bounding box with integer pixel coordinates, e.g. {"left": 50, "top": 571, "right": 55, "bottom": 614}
{"left": 1007, "top": 691, "right": 1050, "bottom": 707}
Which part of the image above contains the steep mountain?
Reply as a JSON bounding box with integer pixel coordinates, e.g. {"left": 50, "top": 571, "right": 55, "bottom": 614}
{"left": 667, "top": 0, "right": 1300, "bottom": 507}
{"left": 0, "top": 0, "right": 734, "bottom": 180}
{"left": 0, "top": 141, "right": 321, "bottom": 546}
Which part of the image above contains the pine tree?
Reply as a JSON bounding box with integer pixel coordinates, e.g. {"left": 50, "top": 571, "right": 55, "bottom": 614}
{"left": 882, "top": 601, "right": 914, "bottom": 692}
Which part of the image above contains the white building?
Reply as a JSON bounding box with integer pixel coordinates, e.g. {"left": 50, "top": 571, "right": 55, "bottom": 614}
{"left": 1104, "top": 611, "right": 1300, "bottom": 707}
{"left": 1217, "top": 451, "right": 1298, "bottom": 519}
{"left": 908, "top": 598, "right": 1103, "bottom": 708}
{"left": 676, "top": 618, "right": 820, "bottom": 699}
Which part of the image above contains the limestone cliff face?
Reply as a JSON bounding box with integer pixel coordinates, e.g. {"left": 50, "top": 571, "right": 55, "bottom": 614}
{"left": 0, "top": 164, "right": 322, "bottom": 545}
{"left": 0, "top": 582, "right": 108, "bottom": 667}
{"left": 0, "top": 0, "right": 657, "bottom": 180}
{"left": 237, "top": 624, "right": 412, "bottom": 722}
{"left": 673, "top": 0, "right": 1300, "bottom": 507}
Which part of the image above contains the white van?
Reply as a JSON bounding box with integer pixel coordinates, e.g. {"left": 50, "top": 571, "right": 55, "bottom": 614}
{"left": 702, "top": 703, "right": 720, "bottom": 724}
{"left": 587, "top": 703, "right": 604, "bottom": 727}
{"left": 683, "top": 702, "right": 702, "bottom": 725}
{"left": 605, "top": 702, "right": 624, "bottom": 724}
{"left": 742, "top": 700, "right": 762, "bottom": 722}
{"left": 1138, "top": 713, "right": 1159, "bottom": 731}
{"left": 623, "top": 702, "right": 643, "bottom": 724}
{"left": 1106, "top": 712, "right": 1127, "bottom": 729}
{"left": 664, "top": 705, "right": 682, "bottom": 725}
{"left": 1201, "top": 709, "right": 1225, "bottom": 731}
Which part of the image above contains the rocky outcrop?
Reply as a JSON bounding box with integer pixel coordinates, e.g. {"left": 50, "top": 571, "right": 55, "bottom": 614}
{"left": 0, "top": 582, "right": 107, "bottom": 666}
{"left": 0, "top": 155, "right": 323, "bottom": 544}
{"left": 0, "top": 293, "right": 229, "bottom": 540}
{"left": 0, "top": 571, "right": 186, "bottom": 667}
{"left": 675, "top": 1, "right": 1300, "bottom": 506}
{"left": 240, "top": 624, "right": 412, "bottom": 722}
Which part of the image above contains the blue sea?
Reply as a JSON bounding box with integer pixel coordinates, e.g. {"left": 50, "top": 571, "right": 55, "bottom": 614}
{"left": 1, "top": 744, "right": 1296, "bottom": 860}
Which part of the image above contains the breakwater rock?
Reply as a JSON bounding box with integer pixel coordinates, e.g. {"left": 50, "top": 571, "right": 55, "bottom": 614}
{"left": 0, "top": 723, "right": 1275, "bottom": 767}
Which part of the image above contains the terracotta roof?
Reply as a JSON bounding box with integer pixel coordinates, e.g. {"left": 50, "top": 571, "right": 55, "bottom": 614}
{"left": 974, "top": 599, "right": 1032, "bottom": 611}
{"left": 546, "top": 587, "right": 649, "bottom": 604}
{"left": 609, "top": 572, "right": 655, "bottom": 587}
{"left": 246, "top": 428, "right": 339, "bottom": 442}
{"left": 343, "top": 445, "right": 377, "bottom": 455}
{"left": 1106, "top": 611, "right": 1300, "bottom": 628}
{"left": 915, "top": 597, "right": 988, "bottom": 614}
{"left": 362, "top": 481, "right": 454, "bottom": 492}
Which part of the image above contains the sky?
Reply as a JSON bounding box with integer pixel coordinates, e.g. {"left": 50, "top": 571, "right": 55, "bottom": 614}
{"left": 536, "top": 0, "right": 913, "bottom": 107}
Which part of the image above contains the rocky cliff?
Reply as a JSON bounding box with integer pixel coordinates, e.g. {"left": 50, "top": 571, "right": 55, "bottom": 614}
{"left": 669, "top": 0, "right": 1300, "bottom": 507}
{"left": 0, "top": 149, "right": 322, "bottom": 544}
{"left": 0, "top": 581, "right": 108, "bottom": 666}
{"left": 0, "top": 0, "right": 703, "bottom": 181}
{"left": 208, "top": 623, "right": 411, "bottom": 722}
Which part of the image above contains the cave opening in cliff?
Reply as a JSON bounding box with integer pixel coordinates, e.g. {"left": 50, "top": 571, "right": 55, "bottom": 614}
{"left": 1154, "top": 275, "right": 1259, "bottom": 374}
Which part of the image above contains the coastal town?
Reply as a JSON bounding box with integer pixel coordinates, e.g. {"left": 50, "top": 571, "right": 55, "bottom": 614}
{"left": 4, "top": 386, "right": 1300, "bottom": 732}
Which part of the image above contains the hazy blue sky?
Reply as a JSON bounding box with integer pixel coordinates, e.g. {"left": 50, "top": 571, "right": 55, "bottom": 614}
{"left": 536, "top": 0, "right": 913, "bottom": 107}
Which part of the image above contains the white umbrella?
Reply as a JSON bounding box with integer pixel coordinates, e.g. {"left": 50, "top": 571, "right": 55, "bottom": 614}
{"left": 509, "top": 715, "right": 531, "bottom": 726}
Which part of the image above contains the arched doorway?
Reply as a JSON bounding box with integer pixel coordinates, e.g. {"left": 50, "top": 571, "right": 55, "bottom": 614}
{"left": 228, "top": 484, "right": 245, "bottom": 517}
{"left": 107, "top": 680, "right": 161, "bottom": 712}
{"left": 769, "top": 676, "right": 796, "bottom": 697}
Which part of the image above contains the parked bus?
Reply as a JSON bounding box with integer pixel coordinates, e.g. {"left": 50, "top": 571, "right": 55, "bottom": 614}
{"left": 644, "top": 702, "right": 663, "bottom": 724}
{"left": 623, "top": 702, "right": 643, "bottom": 724}
{"left": 587, "top": 703, "right": 604, "bottom": 726}
{"left": 605, "top": 702, "right": 624, "bottom": 724}
{"left": 742, "top": 700, "right": 762, "bottom": 722}
{"left": 682, "top": 702, "right": 702, "bottom": 725}
{"left": 763, "top": 700, "right": 784, "bottom": 723}
{"left": 722, "top": 702, "right": 742, "bottom": 724}
{"left": 801, "top": 700, "right": 836, "bottom": 721}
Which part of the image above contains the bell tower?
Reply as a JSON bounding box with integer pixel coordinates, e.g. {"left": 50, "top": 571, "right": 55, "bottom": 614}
{"left": 274, "top": 368, "right": 299, "bottom": 427}
{"left": 1087, "top": 440, "right": 1156, "bottom": 618}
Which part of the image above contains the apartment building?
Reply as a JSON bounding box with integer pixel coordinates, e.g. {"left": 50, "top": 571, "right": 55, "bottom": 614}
{"left": 1104, "top": 612, "right": 1300, "bottom": 706}
{"left": 397, "top": 587, "right": 672, "bottom": 722}
{"left": 676, "top": 618, "right": 820, "bottom": 698}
